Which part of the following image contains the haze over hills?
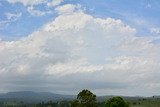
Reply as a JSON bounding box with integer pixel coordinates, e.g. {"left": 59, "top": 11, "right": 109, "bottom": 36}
{"left": 0, "top": 91, "right": 75, "bottom": 103}
{"left": 0, "top": 91, "right": 159, "bottom": 103}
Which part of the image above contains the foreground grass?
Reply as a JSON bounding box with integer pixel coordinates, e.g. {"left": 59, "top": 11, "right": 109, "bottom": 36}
{"left": 129, "top": 98, "right": 160, "bottom": 107}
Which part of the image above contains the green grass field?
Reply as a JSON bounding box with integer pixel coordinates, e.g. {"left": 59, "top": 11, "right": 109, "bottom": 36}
{"left": 129, "top": 98, "right": 160, "bottom": 107}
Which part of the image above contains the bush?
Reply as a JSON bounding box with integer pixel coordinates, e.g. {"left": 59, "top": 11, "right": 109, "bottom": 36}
{"left": 105, "top": 96, "right": 129, "bottom": 107}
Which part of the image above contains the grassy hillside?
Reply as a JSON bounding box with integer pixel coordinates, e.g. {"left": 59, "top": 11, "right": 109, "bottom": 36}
{"left": 128, "top": 98, "right": 160, "bottom": 107}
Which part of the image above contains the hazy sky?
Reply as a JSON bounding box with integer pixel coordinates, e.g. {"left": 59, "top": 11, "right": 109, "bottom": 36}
{"left": 0, "top": 0, "right": 160, "bottom": 96}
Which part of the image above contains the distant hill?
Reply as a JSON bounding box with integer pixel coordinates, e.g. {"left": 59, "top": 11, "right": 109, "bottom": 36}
{"left": 97, "top": 95, "right": 153, "bottom": 102}
{"left": 0, "top": 91, "right": 158, "bottom": 103}
{"left": 0, "top": 91, "right": 75, "bottom": 103}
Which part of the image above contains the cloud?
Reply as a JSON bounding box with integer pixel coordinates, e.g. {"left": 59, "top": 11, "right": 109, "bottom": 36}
{"left": 7, "top": 0, "right": 63, "bottom": 17}
{"left": 150, "top": 27, "right": 160, "bottom": 34}
{"left": 55, "top": 4, "right": 82, "bottom": 14}
{"left": 46, "top": 58, "right": 103, "bottom": 76}
{"left": 7, "top": 0, "right": 63, "bottom": 7}
{"left": 47, "top": 0, "right": 63, "bottom": 7}
{"left": 0, "top": 4, "right": 160, "bottom": 96}
{"left": 7, "top": 0, "right": 46, "bottom": 6}
{"left": 0, "top": 12, "right": 21, "bottom": 29}
{"left": 27, "top": 6, "right": 51, "bottom": 17}
{"left": 0, "top": 21, "right": 9, "bottom": 29}
{"left": 5, "top": 12, "right": 22, "bottom": 21}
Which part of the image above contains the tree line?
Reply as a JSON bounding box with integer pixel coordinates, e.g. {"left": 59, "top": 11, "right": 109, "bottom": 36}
{"left": 0, "top": 89, "right": 129, "bottom": 107}
{"left": 35, "top": 89, "right": 129, "bottom": 107}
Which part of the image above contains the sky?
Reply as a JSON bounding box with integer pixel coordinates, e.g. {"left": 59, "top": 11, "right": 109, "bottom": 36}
{"left": 0, "top": 0, "right": 160, "bottom": 96}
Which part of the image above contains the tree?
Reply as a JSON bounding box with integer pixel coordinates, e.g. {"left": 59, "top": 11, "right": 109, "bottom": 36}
{"left": 70, "top": 100, "right": 79, "bottom": 107}
{"left": 71, "top": 89, "right": 97, "bottom": 107}
{"left": 105, "top": 96, "right": 129, "bottom": 107}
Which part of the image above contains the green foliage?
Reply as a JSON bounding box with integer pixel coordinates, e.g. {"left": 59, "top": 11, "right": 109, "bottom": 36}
{"left": 34, "top": 101, "right": 70, "bottom": 107}
{"left": 70, "top": 100, "right": 79, "bottom": 107}
{"left": 2, "top": 92, "right": 160, "bottom": 107}
{"left": 105, "top": 96, "right": 129, "bottom": 107}
{"left": 71, "top": 89, "right": 97, "bottom": 107}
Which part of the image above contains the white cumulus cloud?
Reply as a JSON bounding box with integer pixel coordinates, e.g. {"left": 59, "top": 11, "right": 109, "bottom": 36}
{"left": 55, "top": 4, "right": 82, "bottom": 14}
{"left": 0, "top": 4, "right": 160, "bottom": 96}
{"left": 47, "top": 0, "right": 63, "bottom": 7}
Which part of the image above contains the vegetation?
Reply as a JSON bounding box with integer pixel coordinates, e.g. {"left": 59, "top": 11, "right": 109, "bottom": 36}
{"left": 105, "top": 96, "right": 129, "bottom": 107}
{"left": 1, "top": 90, "right": 160, "bottom": 107}
{"left": 71, "top": 89, "right": 97, "bottom": 107}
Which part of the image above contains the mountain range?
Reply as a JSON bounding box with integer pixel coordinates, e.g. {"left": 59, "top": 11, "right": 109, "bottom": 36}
{"left": 0, "top": 91, "right": 159, "bottom": 103}
{"left": 0, "top": 91, "right": 75, "bottom": 103}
